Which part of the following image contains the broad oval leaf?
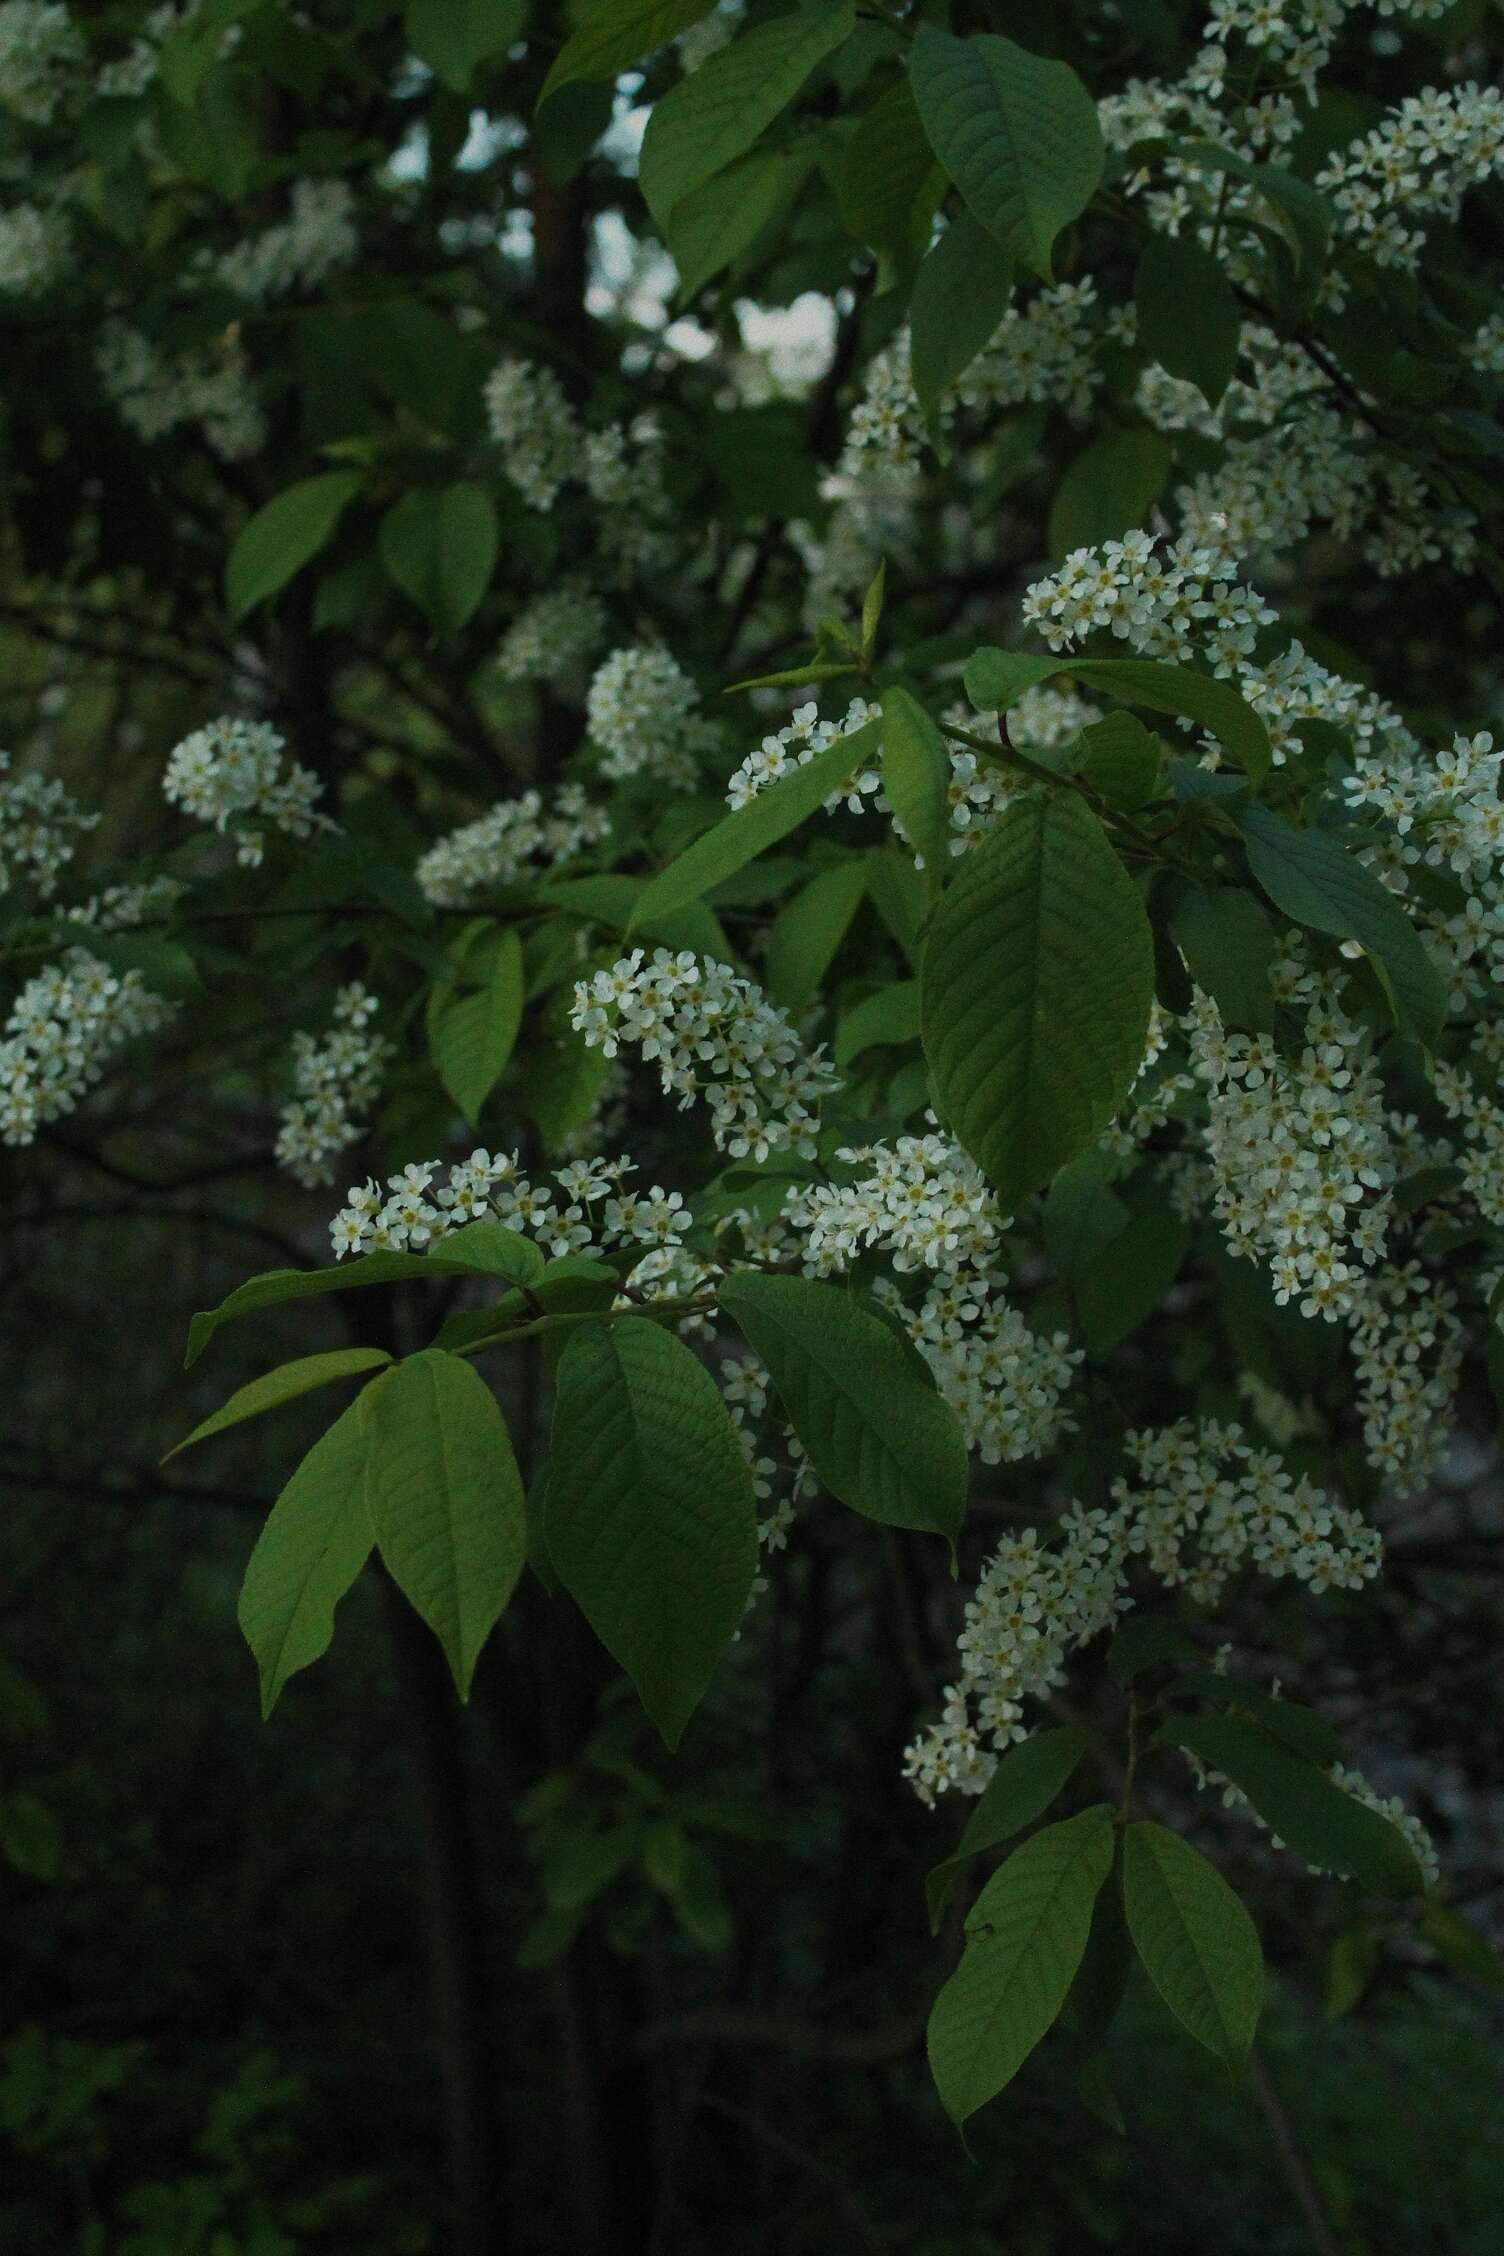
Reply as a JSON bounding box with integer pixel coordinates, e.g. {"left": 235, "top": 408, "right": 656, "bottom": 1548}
{"left": 546, "top": 1316, "right": 758, "bottom": 1747}
{"left": 638, "top": 3, "right": 854, "bottom": 230}
{"left": 909, "top": 213, "right": 1014, "bottom": 423}
{"left": 225, "top": 471, "right": 362, "bottom": 621}
{"left": 881, "top": 686, "right": 954, "bottom": 886}
{"left": 833, "top": 75, "right": 945, "bottom": 256}
{"left": 665, "top": 149, "right": 802, "bottom": 302}
{"left": 1154, "top": 1714, "right": 1427, "bottom": 1896}
{"left": 1123, "top": 1821, "right": 1263, "bottom": 2065}
{"left": 1048, "top": 429, "right": 1171, "bottom": 561}
{"left": 380, "top": 483, "right": 498, "bottom": 637}
{"left": 539, "top": 0, "right": 715, "bottom": 105}
{"left": 237, "top": 1389, "right": 381, "bottom": 1718}
{"left": 166, "top": 1345, "right": 392, "bottom": 1462}
{"left": 364, "top": 1349, "right": 527, "bottom": 1698}
{"left": 964, "top": 648, "right": 1270, "bottom": 780}
{"left": 430, "top": 925, "right": 524, "bottom": 1127}
{"left": 1135, "top": 231, "right": 1241, "bottom": 407}
{"left": 764, "top": 858, "right": 868, "bottom": 1013}
{"left": 927, "top": 1724, "right": 1094, "bottom": 1932}
{"left": 630, "top": 719, "right": 880, "bottom": 928}
{"left": 186, "top": 1230, "right": 547, "bottom": 1365}
{"left": 404, "top": 0, "right": 525, "bottom": 92}
{"left": 922, "top": 791, "right": 1154, "bottom": 1208}
{"left": 927, "top": 1807, "right": 1115, "bottom": 2127}
{"left": 909, "top": 24, "right": 1103, "bottom": 280}
{"left": 718, "top": 1270, "right": 967, "bottom": 1538}
{"left": 834, "top": 978, "right": 921, "bottom": 1069}
{"left": 1233, "top": 805, "right": 1447, "bottom": 1047}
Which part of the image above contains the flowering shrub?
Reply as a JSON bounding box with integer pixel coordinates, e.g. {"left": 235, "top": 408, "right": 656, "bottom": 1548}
{"left": 4, "top": 0, "right": 1504, "bottom": 2172}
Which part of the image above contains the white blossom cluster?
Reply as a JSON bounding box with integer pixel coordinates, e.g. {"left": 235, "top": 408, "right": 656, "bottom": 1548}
{"left": 162, "top": 717, "right": 326, "bottom": 867}
{"left": 275, "top": 984, "right": 387, "bottom": 1189}
{"left": 836, "top": 281, "right": 1107, "bottom": 484}
{"left": 1184, "top": 984, "right": 1396, "bottom": 1323}
{"left": 571, "top": 949, "right": 839, "bottom": 1161}
{"left": 0, "top": 200, "right": 69, "bottom": 294}
{"left": 725, "top": 695, "right": 879, "bottom": 812}
{"left": 64, "top": 876, "right": 186, "bottom": 934}
{"left": 211, "top": 179, "right": 358, "bottom": 301}
{"left": 0, "top": 1, "right": 80, "bottom": 125}
{"left": 0, "top": 947, "right": 175, "bottom": 1146}
{"left": 414, "top": 782, "right": 610, "bottom": 907}
{"left": 778, "top": 1133, "right": 1082, "bottom": 1466}
{"left": 1021, "top": 528, "right": 1278, "bottom": 666}
{"left": 903, "top": 1509, "right": 1127, "bottom": 1802}
{"left": 1348, "top": 1265, "right": 1464, "bottom": 1487}
{"left": 905, "top": 1417, "right": 1379, "bottom": 1803}
{"left": 0, "top": 755, "right": 99, "bottom": 898}
{"left": 1015, "top": 529, "right": 1430, "bottom": 767}
{"left": 328, "top": 1147, "right": 691, "bottom": 1267}
{"left": 1317, "top": 83, "right": 1504, "bottom": 271}
{"left": 96, "top": 321, "right": 266, "bottom": 462}
{"left": 957, "top": 278, "right": 1106, "bottom": 423}
{"left": 484, "top": 358, "right": 583, "bottom": 511}
{"left": 495, "top": 583, "right": 608, "bottom": 685}
{"left": 789, "top": 1132, "right": 1006, "bottom": 1276}
{"left": 584, "top": 646, "right": 716, "bottom": 787}
{"left": 1467, "top": 315, "right": 1504, "bottom": 376}
{"left": 483, "top": 359, "right": 672, "bottom": 570}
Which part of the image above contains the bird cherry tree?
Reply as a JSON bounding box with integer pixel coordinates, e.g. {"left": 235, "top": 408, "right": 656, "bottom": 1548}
{"left": 3, "top": 0, "right": 1503, "bottom": 2165}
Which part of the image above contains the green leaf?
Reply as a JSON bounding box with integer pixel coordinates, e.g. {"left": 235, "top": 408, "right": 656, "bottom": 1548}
{"left": 380, "top": 483, "right": 498, "bottom": 637}
{"left": 764, "top": 859, "right": 868, "bottom": 1013}
{"left": 909, "top": 24, "right": 1103, "bottom": 281}
{"left": 364, "top": 1350, "right": 527, "bottom": 1698}
{"left": 1154, "top": 1715, "right": 1427, "bottom": 1895}
{"left": 539, "top": 873, "right": 733, "bottom": 963}
{"left": 638, "top": 4, "right": 855, "bottom": 230}
{"left": 630, "top": 719, "right": 880, "bottom": 927}
{"left": 1135, "top": 232, "right": 1241, "bottom": 407}
{"left": 1233, "top": 807, "right": 1447, "bottom": 1047}
{"left": 964, "top": 649, "right": 1270, "bottom": 779}
{"left": 881, "top": 686, "right": 954, "bottom": 888}
{"left": 1043, "top": 1152, "right": 1131, "bottom": 1281}
{"left": 1069, "top": 711, "right": 1165, "bottom": 810}
{"left": 524, "top": 1026, "right": 613, "bottom": 1154}
{"left": 1171, "top": 886, "right": 1277, "bottom": 1031}
{"left": 909, "top": 213, "right": 1014, "bottom": 423}
{"left": 224, "top": 471, "right": 362, "bottom": 622}
{"left": 1076, "top": 1209, "right": 1190, "bottom": 1355}
{"left": 429, "top": 925, "right": 524, "bottom": 1127}
{"left": 1048, "top": 430, "right": 1171, "bottom": 562}
{"left": 718, "top": 1270, "right": 967, "bottom": 1538}
{"left": 922, "top": 791, "right": 1154, "bottom": 1208}
{"left": 404, "top": 0, "right": 525, "bottom": 91}
{"left": 927, "top": 1725, "right": 1094, "bottom": 1932}
{"left": 927, "top": 1808, "right": 1115, "bottom": 2128}
{"left": 539, "top": 0, "right": 715, "bottom": 105}
{"left": 1123, "top": 1821, "right": 1263, "bottom": 2065}
{"left": 665, "top": 149, "right": 803, "bottom": 301}
{"left": 238, "top": 1391, "right": 380, "bottom": 1717}
{"left": 833, "top": 75, "right": 945, "bottom": 256}
{"left": 165, "top": 1347, "right": 393, "bottom": 1462}
{"left": 546, "top": 1317, "right": 758, "bottom": 1746}
{"left": 834, "top": 977, "right": 921, "bottom": 1068}
{"left": 186, "top": 1230, "right": 547, "bottom": 1365}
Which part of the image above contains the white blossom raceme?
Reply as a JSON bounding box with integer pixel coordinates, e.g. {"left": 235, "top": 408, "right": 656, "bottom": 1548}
{"left": 415, "top": 783, "right": 610, "bottom": 907}
{"left": 571, "top": 950, "right": 839, "bottom": 1161}
{"left": 0, "top": 948, "right": 176, "bottom": 1146}
{"left": 162, "top": 717, "right": 327, "bottom": 866}
{"left": 275, "top": 984, "right": 387, "bottom": 1189}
